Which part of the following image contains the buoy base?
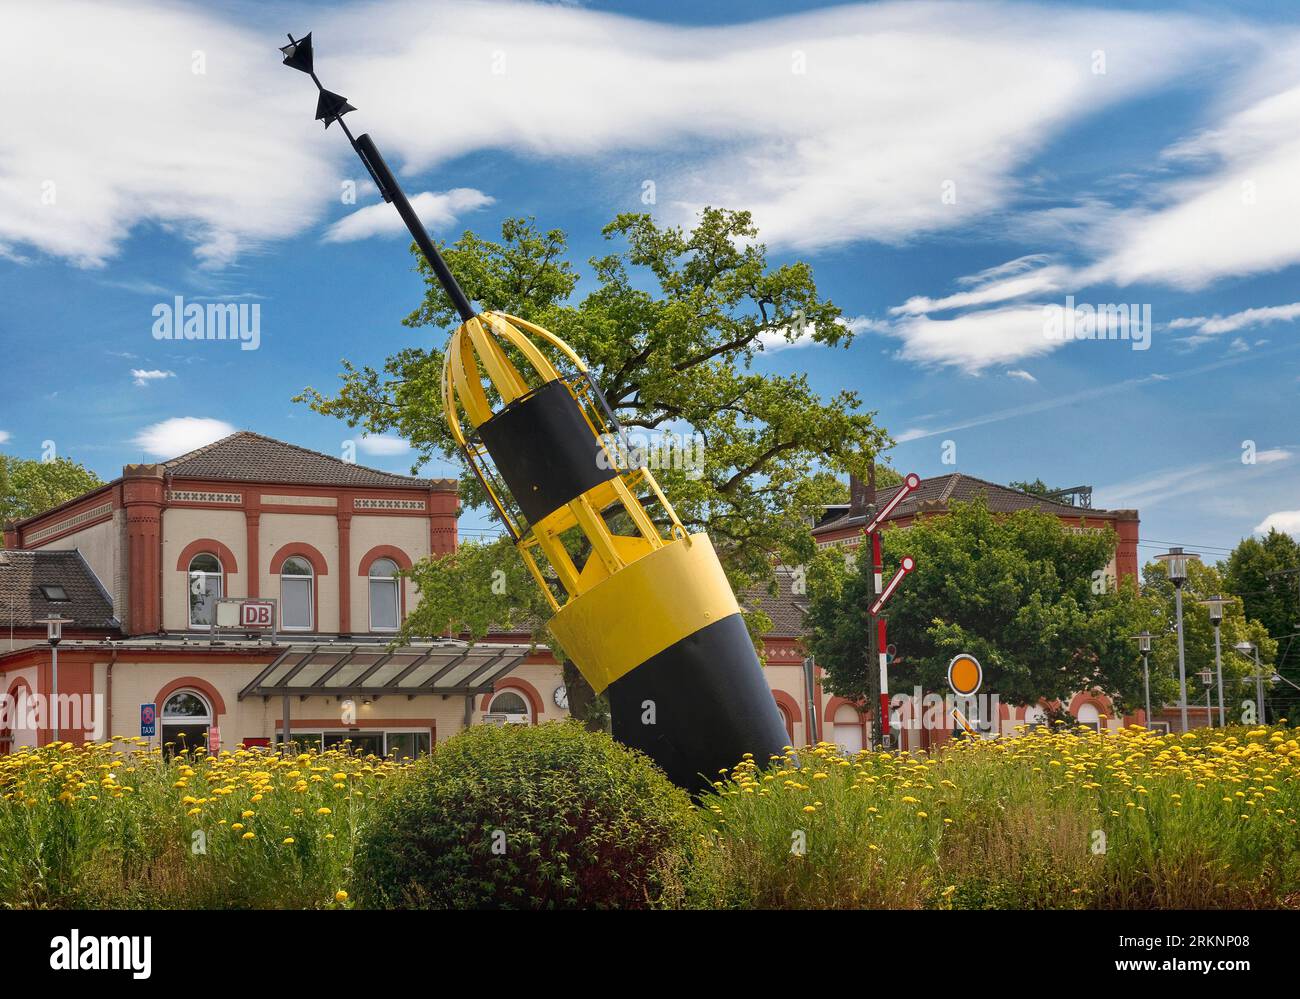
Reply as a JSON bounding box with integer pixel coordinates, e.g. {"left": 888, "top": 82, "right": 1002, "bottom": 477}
{"left": 606, "top": 613, "right": 791, "bottom": 792}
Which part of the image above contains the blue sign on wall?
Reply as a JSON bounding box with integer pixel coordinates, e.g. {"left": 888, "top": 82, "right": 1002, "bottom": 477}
{"left": 140, "top": 703, "right": 156, "bottom": 738}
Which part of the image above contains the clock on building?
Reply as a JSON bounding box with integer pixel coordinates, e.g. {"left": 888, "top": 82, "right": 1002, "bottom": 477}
{"left": 554, "top": 685, "right": 569, "bottom": 710}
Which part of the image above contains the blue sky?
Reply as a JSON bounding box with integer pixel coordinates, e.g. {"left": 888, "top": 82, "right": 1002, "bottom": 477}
{"left": 2, "top": 0, "right": 1299, "bottom": 565}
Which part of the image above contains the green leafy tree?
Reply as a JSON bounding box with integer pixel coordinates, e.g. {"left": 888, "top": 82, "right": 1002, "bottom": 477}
{"left": 298, "top": 209, "right": 889, "bottom": 723}
{"left": 1007, "top": 478, "right": 1054, "bottom": 496}
{"left": 1142, "top": 558, "right": 1278, "bottom": 724}
{"left": 806, "top": 497, "right": 1159, "bottom": 711}
{"left": 0, "top": 455, "right": 104, "bottom": 540}
{"left": 1224, "top": 529, "right": 1300, "bottom": 674}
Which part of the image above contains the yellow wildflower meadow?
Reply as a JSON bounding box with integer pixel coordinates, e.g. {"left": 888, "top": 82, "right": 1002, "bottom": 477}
{"left": 0, "top": 737, "right": 410, "bottom": 909}
{"left": 684, "top": 724, "right": 1300, "bottom": 910}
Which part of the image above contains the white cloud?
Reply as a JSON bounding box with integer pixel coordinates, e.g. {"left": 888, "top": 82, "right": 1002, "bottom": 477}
{"left": 131, "top": 368, "right": 175, "bottom": 387}
{"left": 0, "top": 431, "right": 10, "bottom": 445}
{"left": 1256, "top": 510, "right": 1300, "bottom": 536}
{"left": 357, "top": 434, "right": 410, "bottom": 456}
{"left": 1099, "top": 449, "right": 1292, "bottom": 511}
{"left": 0, "top": 0, "right": 1240, "bottom": 268}
{"left": 323, "top": 189, "right": 493, "bottom": 243}
{"left": 1084, "top": 41, "right": 1300, "bottom": 289}
{"left": 0, "top": 1, "right": 337, "bottom": 267}
{"left": 131, "top": 417, "right": 234, "bottom": 458}
{"left": 1168, "top": 301, "right": 1300, "bottom": 346}
{"left": 882, "top": 304, "right": 1063, "bottom": 373}
{"left": 891, "top": 259, "right": 1069, "bottom": 316}
{"left": 1005, "top": 369, "right": 1037, "bottom": 383}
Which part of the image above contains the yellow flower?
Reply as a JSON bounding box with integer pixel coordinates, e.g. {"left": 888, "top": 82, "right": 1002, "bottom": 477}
{"left": 282, "top": 837, "right": 295, "bottom": 845}
{"left": 242, "top": 831, "right": 256, "bottom": 840}
{"left": 802, "top": 805, "right": 817, "bottom": 813}
{"left": 335, "top": 890, "right": 349, "bottom": 903}
{"left": 316, "top": 807, "right": 331, "bottom": 815}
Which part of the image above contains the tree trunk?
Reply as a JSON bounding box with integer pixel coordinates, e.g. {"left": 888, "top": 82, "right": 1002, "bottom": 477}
{"left": 562, "top": 659, "right": 606, "bottom": 732}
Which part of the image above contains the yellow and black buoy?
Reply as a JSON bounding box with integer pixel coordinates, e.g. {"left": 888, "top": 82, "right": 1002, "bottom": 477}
{"left": 283, "top": 31, "right": 790, "bottom": 789}
{"left": 442, "top": 311, "right": 790, "bottom": 788}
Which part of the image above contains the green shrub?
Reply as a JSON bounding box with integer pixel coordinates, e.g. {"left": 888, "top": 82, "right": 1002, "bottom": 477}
{"left": 352, "top": 721, "right": 697, "bottom": 909}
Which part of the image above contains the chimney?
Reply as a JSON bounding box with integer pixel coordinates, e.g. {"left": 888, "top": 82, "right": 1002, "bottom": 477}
{"left": 848, "top": 459, "right": 877, "bottom": 519}
{"left": 849, "top": 474, "right": 867, "bottom": 518}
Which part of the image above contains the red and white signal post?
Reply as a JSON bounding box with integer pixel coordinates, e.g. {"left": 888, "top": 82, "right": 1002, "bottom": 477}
{"left": 865, "top": 473, "right": 919, "bottom": 750}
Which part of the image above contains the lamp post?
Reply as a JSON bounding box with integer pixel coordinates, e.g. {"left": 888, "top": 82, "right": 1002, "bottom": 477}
{"left": 1129, "top": 631, "right": 1155, "bottom": 729}
{"left": 1155, "top": 547, "right": 1200, "bottom": 732}
{"left": 36, "top": 615, "right": 68, "bottom": 742}
{"left": 1199, "top": 595, "right": 1233, "bottom": 728}
{"left": 1234, "top": 640, "right": 1266, "bottom": 725}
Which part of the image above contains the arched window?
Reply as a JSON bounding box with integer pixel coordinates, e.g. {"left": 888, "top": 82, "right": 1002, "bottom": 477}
{"left": 162, "top": 689, "right": 212, "bottom": 754}
{"left": 188, "top": 553, "right": 222, "bottom": 628}
{"left": 368, "top": 557, "right": 401, "bottom": 632}
{"left": 488, "top": 690, "right": 531, "bottom": 725}
{"left": 1076, "top": 702, "right": 1102, "bottom": 733}
{"left": 833, "top": 703, "right": 863, "bottom": 755}
{"left": 281, "top": 555, "right": 314, "bottom": 631}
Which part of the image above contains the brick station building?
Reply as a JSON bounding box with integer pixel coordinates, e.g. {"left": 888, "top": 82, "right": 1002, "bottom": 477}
{"left": 0, "top": 431, "right": 1145, "bottom": 755}
{"left": 0, "top": 432, "right": 551, "bottom": 754}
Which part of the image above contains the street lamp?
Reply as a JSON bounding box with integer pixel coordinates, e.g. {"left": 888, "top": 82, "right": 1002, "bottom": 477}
{"left": 1155, "top": 547, "right": 1200, "bottom": 732}
{"left": 1129, "top": 631, "right": 1155, "bottom": 729}
{"left": 1199, "top": 595, "right": 1234, "bottom": 728}
{"left": 36, "top": 615, "right": 68, "bottom": 742}
{"left": 1234, "top": 640, "right": 1266, "bottom": 725}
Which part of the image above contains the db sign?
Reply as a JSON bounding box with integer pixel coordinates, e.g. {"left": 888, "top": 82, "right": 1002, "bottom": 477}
{"left": 240, "top": 601, "right": 274, "bottom": 628}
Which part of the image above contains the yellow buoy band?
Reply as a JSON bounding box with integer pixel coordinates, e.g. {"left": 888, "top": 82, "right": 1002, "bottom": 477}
{"left": 547, "top": 533, "right": 740, "bottom": 693}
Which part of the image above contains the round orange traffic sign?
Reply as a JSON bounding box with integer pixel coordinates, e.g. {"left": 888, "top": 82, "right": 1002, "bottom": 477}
{"left": 947, "top": 653, "right": 982, "bottom": 696}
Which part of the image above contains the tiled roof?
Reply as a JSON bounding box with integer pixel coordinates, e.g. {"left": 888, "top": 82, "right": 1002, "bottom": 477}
{"left": 162, "top": 431, "right": 455, "bottom": 490}
{"left": 741, "top": 566, "right": 809, "bottom": 638}
{"left": 813, "top": 473, "right": 1117, "bottom": 536}
{"left": 0, "top": 549, "right": 117, "bottom": 629}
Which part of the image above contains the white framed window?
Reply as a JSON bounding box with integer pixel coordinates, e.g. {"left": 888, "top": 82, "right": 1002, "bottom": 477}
{"left": 162, "top": 689, "right": 212, "bottom": 754}
{"left": 280, "top": 555, "right": 314, "bottom": 631}
{"left": 188, "top": 553, "right": 222, "bottom": 629}
{"left": 833, "top": 703, "right": 863, "bottom": 755}
{"left": 486, "top": 690, "right": 531, "bottom": 725}
{"left": 1075, "top": 702, "right": 1103, "bottom": 732}
{"left": 368, "top": 557, "right": 401, "bottom": 632}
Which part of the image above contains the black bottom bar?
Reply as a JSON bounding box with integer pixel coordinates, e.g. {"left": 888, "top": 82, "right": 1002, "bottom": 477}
{"left": 607, "top": 613, "right": 791, "bottom": 793}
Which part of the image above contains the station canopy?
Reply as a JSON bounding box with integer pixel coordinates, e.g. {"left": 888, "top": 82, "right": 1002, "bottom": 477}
{"left": 237, "top": 641, "right": 532, "bottom": 700}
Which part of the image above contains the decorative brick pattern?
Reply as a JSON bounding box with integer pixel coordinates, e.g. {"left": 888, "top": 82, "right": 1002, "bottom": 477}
{"left": 168, "top": 490, "right": 242, "bottom": 504}
{"left": 354, "top": 498, "right": 426, "bottom": 511}
{"left": 25, "top": 502, "right": 113, "bottom": 544}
